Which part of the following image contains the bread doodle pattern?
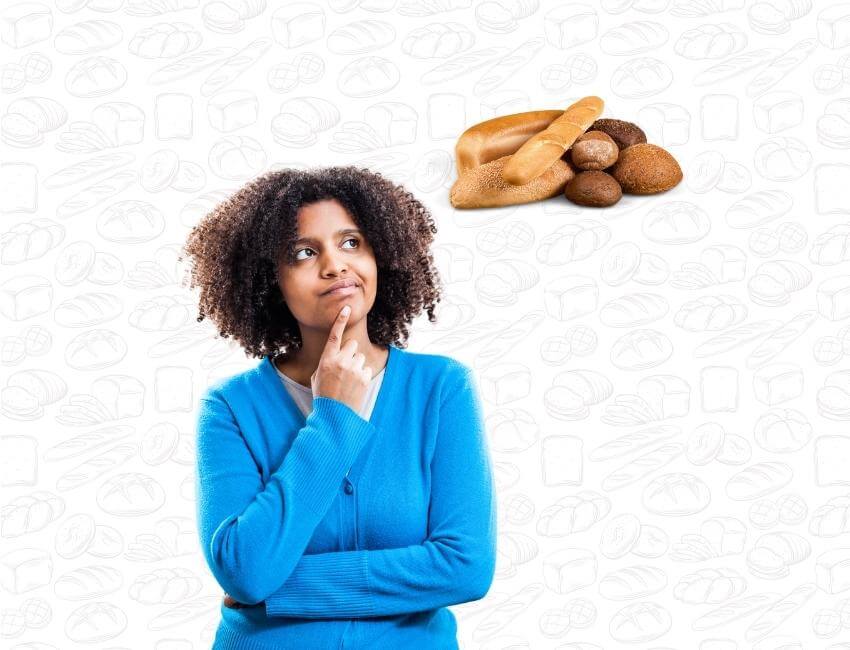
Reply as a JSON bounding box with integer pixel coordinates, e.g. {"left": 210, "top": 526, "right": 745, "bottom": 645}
{"left": 8, "top": 7, "right": 844, "bottom": 649}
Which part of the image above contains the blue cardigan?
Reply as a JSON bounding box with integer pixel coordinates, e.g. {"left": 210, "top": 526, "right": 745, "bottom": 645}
{"left": 194, "top": 344, "right": 498, "bottom": 649}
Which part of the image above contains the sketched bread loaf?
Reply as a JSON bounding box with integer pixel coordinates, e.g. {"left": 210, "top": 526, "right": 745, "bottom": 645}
{"left": 725, "top": 461, "right": 793, "bottom": 500}
{"left": 610, "top": 601, "right": 672, "bottom": 642}
{"left": 537, "top": 490, "right": 611, "bottom": 535}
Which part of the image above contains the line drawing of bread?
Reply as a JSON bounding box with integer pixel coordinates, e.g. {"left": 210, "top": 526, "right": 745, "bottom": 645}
{"left": 431, "top": 321, "right": 510, "bottom": 351}
{"left": 810, "top": 222, "right": 850, "bottom": 265}
{"left": 611, "top": 57, "right": 674, "bottom": 99}
{"left": 601, "top": 21, "right": 670, "bottom": 56}
{"left": 609, "top": 601, "right": 672, "bottom": 643}
{"left": 472, "top": 583, "right": 544, "bottom": 641}
{"left": 673, "top": 294, "right": 748, "bottom": 332}
{"left": 43, "top": 152, "right": 135, "bottom": 189}
{"left": 2, "top": 490, "right": 66, "bottom": 537}
{"left": 611, "top": 329, "right": 673, "bottom": 371}
{"left": 642, "top": 472, "right": 711, "bottom": 515}
{"left": 746, "top": 38, "right": 818, "bottom": 98}
{"left": 671, "top": 0, "right": 747, "bottom": 18}
{"left": 744, "top": 582, "right": 818, "bottom": 642}
{"left": 148, "top": 47, "right": 237, "bottom": 84}
{"left": 473, "top": 36, "right": 545, "bottom": 97}
{"left": 421, "top": 46, "right": 510, "bottom": 84}
{"left": 148, "top": 595, "right": 223, "bottom": 630}
{"left": 694, "top": 319, "right": 784, "bottom": 357}
{"left": 746, "top": 531, "right": 811, "bottom": 580}
{"left": 589, "top": 425, "right": 681, "bottom": 461}
{"left": 673, "top": 567, "right": 747, "bottom": 604}
{"left": 599, "top": 565, "right": 668, "bottom": 600}
{"left": 602, "top": 442, "right": 685, "bottom": 491}
{"left": 66, "top": 602, "right": 127, "bottom": 642}
{"left": 475, "top": 310, "right": 546, "bottom": 369}
{"left": 808, "top": 492, "right": 850, "bottom": 537}
{"left": 694, "top": 48, "right": 781, "bottom": 85}
{"left": 537, "top": 490, "right": 611, "bottom": 536}
{"left": 327, "top": 20, "right": 396, "bottom": 55}
{"left": 726, "top": 461, "right": 793, "bottom": 500}
{"left": 55, "top": 565, "right": 123, "bottom": 599}
{"left": 56, "top": 443, "right": 137, "bottom": 490}
{"left": 600, "top": 293, "right": 670, "bottom": 328}
{"left": 691, "top": 592, "right": 781, "bottom": 630}
{"left": 601, "top": 375, "right": 691, "bottom": 426}
{"left": 43, "top": 425, "right": 133, "bottom": 461}
{"left": 726, "top": 189, "right": 793, "bottom": 228}
{"left": 746, "top": 310, "right": 818, "bottom": 369}
{"left": 57, "top": 170, "right": 138, "bottom": 219}
{"left": 201, "top": 38, "right": 273, "bottom": 97}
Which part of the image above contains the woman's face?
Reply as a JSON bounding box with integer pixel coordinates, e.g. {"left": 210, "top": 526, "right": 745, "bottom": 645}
{"left": 277, "top": 198, "right": 378, "bottom": 330}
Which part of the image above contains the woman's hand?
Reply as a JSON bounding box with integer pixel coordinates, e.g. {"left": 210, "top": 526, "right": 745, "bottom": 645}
{"left": 223, "top": 593, "right": 248, "bottom": 609}
{"left": 311, "top": 304, "right": 372, "bottom": 413}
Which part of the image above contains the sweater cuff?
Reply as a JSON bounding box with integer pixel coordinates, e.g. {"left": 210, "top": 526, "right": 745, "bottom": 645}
{"left": 264, "top": 551, "right": 377, "bottom": 618}
{"left": 288, "top": 396, "right": 376, "bottom": 516}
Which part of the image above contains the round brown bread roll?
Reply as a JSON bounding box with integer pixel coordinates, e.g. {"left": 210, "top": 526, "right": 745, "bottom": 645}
{"left": 570, "top": 131, "right": 619, "bottom": 171}
{"left": 564, "top": 170, "right": 622, "bottom": 207}
{"left": 611, "top": 143, "right": 682, "bottom": 195}
{"left": 590, "top": 118, "right": 646, "bottom": 150}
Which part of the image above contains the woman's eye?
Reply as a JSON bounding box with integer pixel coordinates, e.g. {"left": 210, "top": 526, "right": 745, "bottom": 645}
{"left": 293, "top": 238, "right": 359, "bottom": 261}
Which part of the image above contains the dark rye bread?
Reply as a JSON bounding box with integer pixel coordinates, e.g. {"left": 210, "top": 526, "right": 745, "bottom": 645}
{"left": 590, "top": 118, "right": 647, "bottom": 150}
{"left": 564, "top": 170, "right": 622, "bottom": 207}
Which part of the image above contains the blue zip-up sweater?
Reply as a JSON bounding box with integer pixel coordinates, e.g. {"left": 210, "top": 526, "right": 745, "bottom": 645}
{"left": 194, "top": 344, "right": 498, "bottom": 649}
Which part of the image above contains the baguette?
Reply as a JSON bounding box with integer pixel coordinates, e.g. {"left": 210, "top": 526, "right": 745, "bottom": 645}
{"left": 501, "top": 95, "right": 604, "bottom": 186}
{"left": 744, "top": 582, "right": 818, "bottom": 642}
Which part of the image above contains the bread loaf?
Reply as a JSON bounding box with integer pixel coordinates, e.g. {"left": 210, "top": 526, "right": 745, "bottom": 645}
{"left": 451, "top": 109, "right": 578, "bottom": 208}
{"left": 501, "top": 95, "right": 604, "bottom": 185}
{"left": 450, "top": 155, "right": 575, "bottom": 209}
{"left": 455, "top": 109, "right": 563, "bottom": 177}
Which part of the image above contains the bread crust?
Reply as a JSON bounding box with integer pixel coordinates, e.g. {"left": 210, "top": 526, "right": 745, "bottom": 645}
{"left": 502, "top": 96, "right": 604, "bottom": 186}
{"left": 450, "top": 155, "right": 575, "bottom": 209}
{"left": 451, "top": 109, "right": 579, "bottom": 208}
{"left": 454, "top": 109, "right": 563, "bottom": 177}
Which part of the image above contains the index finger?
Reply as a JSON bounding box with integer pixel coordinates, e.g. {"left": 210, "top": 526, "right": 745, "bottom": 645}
{"left": 323, "top": 304, "right": 351, "bottom": 354}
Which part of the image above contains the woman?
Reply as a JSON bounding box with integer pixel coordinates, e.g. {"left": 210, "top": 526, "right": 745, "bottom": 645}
{"left": 181, "top": 166, "right": 497, "bottom": 649}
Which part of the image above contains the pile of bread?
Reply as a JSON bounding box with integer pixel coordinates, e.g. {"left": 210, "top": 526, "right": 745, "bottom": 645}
{"left": 450, "top": 95, "right": 683, "bottom": 209}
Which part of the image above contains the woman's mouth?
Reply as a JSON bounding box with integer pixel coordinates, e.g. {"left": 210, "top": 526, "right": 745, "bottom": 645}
{"left": 323, "top": 285, "right": 359, "bottom": 297}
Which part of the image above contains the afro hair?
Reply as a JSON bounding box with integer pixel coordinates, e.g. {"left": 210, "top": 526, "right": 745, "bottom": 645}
{"left": 179, "top": 166, "right": 443, "bottom": 359}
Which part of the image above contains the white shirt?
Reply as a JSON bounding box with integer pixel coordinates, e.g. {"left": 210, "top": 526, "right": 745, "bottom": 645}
{"left": 274, "top": 360, "right": 386, "bottom": 421}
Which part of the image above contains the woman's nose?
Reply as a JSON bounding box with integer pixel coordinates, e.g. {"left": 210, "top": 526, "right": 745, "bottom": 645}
{"left": 319, "top": 249, "right": 347, "bottom": 274}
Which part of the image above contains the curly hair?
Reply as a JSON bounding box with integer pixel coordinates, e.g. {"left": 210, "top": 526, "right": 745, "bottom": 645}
{"left": 179, "top": 166, "right": 443, "bottom": 359}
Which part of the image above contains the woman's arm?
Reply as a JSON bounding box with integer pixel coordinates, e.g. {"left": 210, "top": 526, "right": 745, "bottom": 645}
{"left": 195, "top": 390, "right": 377, "bottom": 605}
{"left": 263, "top": 365, "right": 498, "bottom": 619}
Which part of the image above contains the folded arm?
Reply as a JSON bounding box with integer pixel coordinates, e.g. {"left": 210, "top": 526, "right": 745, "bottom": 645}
{"left": 195, "top": 391, "right": 376, "bottom": 605}
{"left": 264, "top": 365, "right": 498, "bottom": 618}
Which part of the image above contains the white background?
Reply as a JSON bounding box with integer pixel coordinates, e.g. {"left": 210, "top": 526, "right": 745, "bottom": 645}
{"left": 3, "top": 1, "right": 850, "bottom": 649}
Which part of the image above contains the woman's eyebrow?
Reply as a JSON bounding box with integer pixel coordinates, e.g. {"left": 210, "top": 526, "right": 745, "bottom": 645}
{"left": 294, "top": 228, "right": 362, "bottom": 245}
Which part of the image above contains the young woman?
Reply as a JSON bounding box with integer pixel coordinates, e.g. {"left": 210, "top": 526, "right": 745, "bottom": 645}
{"left": 181, "top": 166, "right": 497, "bottom": 649}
